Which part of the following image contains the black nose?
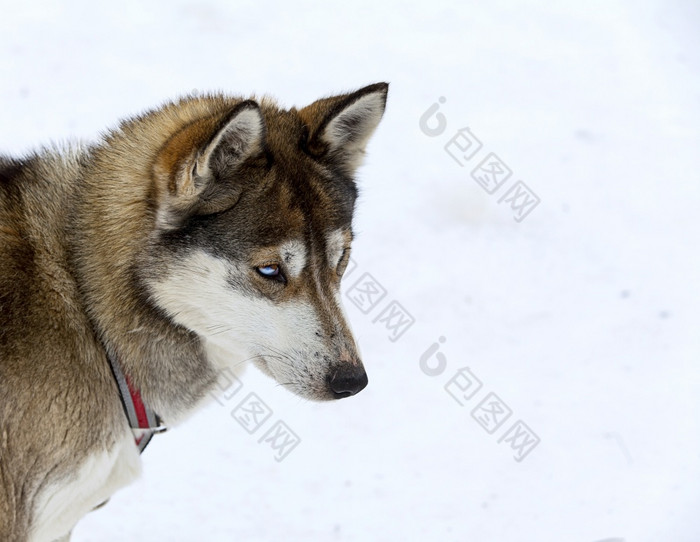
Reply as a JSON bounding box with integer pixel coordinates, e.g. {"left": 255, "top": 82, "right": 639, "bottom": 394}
{"left": 328, "top": 365, "right": 368, "bottom": 399}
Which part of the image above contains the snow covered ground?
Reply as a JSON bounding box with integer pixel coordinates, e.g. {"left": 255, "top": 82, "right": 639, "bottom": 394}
{"left": 1, "top": 1, "right": 699, "bottom": 540}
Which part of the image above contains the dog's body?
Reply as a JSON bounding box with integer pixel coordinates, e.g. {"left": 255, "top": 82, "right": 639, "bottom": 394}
{"left": 0, "top": 83, "right": 388, "bottom": 541}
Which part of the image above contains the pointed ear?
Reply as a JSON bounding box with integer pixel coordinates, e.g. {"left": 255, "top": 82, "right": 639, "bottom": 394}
{"left": 154, "top": 100, "right": 265, "bottom": 227}
{"left": 299, "top": 83, "right": 388, "bottom": 174}
{"left": 193, "top": 100, "right": 265, "bottom": 182}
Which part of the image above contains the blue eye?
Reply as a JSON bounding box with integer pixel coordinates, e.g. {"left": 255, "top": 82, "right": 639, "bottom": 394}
{"left": 258, "top": 264, "right": 279, "bottom": 276}
{"left": 256, "top": 264, "right": 285, "bottom": 283}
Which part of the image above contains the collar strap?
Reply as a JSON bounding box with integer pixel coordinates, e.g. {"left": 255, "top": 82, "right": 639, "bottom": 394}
{"left": 106, "top": 352, "right": 167, "bottom": 453}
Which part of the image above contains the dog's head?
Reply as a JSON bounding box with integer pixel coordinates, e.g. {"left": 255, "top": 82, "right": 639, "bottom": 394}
{"left": 144, "top": 83, "right": 388, "bottom": 401}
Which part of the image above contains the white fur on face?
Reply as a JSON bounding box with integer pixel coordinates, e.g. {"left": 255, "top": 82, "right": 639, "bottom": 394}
{"left": 279, "top": 239, "right": 307, "bottom": 278}
{"left": 145, "top": 250, "right": 341, "bottom": 400}
{"left": 325, "top": 229, "right": 346, "bottom": 268}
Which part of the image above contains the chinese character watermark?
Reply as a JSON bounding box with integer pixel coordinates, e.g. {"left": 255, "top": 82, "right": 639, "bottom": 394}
{"left": 209, "top": 367, "right": 302, "bottom": 462}
{"left": 444, "top": 127, "right": 483, "bottom": 165}
{"left": 372, "top": 300, "right": 416, "bottom": 342}
{"left": 346, "top": 272, "right": 387, "bottom": 314}
{"left": 471, "top": 152, "right": 512, "bottom": 194}
{"left": 498, "top": 420, "right": 540, "bottom": 462}
{"left": 232, "top": 392, "right": 273, "bottom": 434}
{"left": 419, "top": 96, "right": 541, "bottom": 222}
{"left": 343, "top": 259, "right": 416, "bottom": 344}
{"left": 444, "top": 366, "right": 482, "bottom": 406}
{"left": 417, "top": 338, "right": 541, "bottom": 462}
{"left": 471, "top": 392, "right": 513, "bottom": 434}
{"left": 498, "top": 181, "right": 541, "bottom": 222}
{"left": 259, "top": 420, "right": 302, "bottom": 463}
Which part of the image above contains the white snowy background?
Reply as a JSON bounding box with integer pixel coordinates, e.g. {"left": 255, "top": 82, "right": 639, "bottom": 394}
{"left": 1, "top": 1, "right": 699, "bottom": 540}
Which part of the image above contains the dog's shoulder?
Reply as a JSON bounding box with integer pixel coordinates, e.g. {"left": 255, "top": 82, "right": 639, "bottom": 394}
{"left": 0, "top": 147, "right": 108, "bottom": 379}
{"left": 0, "top": 155, "right": 39, "bottom": 350}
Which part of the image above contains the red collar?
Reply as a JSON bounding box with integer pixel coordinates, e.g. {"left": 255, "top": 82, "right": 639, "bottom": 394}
{"left": 106, "top": 352, "right": 167, "bottom": 453}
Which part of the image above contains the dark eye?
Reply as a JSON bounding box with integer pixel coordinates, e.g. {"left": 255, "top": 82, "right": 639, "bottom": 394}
{"left": 256, "top": 264, "right": 286, "bottom": 284}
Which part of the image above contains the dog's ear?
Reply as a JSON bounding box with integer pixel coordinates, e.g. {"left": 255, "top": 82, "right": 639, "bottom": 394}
{"left": 193, "top": 101, "right": 265, "bottom": 185}
{"left": 154, "top": 100, "right": 265, "bottom": 227}
{"left": 299, "top": 83, "right": 388, "bottom": 175}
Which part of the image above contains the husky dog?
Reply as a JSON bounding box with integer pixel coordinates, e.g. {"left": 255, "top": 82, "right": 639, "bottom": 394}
{"left": 0, "top": 83, "right": 388, "bottom": 541}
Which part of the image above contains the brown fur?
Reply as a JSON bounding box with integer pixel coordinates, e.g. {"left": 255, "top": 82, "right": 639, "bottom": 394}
{"left": 0, "top": 83, "right": 388, "bottom": 540}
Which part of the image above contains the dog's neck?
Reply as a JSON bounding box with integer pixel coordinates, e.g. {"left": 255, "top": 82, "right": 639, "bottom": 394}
{"left": 69, "top": 125, "right": 219, "bottom": 424}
